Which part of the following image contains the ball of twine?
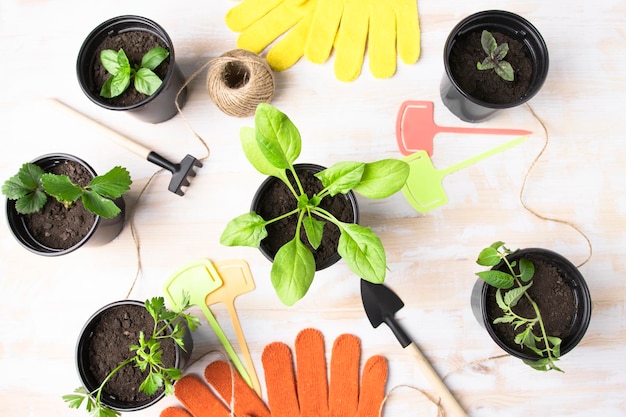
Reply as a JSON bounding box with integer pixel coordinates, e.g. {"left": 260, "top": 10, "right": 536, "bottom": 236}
{"left": 206, "top": 49, "right": 275, "bottom": 118}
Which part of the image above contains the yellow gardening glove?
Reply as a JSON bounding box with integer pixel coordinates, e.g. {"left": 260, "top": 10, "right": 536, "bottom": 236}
{"left": 225, "top": 0, "right": 317, "bottom": 72}
{"left": 307, "top": 0, "right": 421, "bottom": 81}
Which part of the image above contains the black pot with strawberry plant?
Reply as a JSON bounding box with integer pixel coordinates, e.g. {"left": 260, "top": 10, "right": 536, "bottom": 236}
{"left": 77, "top": 15, "right": 188, "bottom": 123}
{"left": 220, "top": 103, "right": 410, "bottom": 306}
{"left": 440, "top": 10, "right": 549, "bottom": 122}
{"left": 472, "top": 242, "right": 592, "bottom": 371}
{"left": 63, "top": 297, "right": 200, "bottom": 416}
{"left": 2, "top": 153, "right": 131, "bottom": 256}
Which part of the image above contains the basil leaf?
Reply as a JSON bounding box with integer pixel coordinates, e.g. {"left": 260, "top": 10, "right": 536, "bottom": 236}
{"left": 141, "top": 46, "right": 169, "bottom": 70}
{"left": 134, "top": 68, "right": 163, "bottom": 95}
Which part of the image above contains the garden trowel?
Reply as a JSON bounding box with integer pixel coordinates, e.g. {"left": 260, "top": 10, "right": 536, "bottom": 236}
{"left": 402, "top": 135, "right": 528, "bottom": 212}
{"left": 360, "top": 279, "right": 467, "bottom": 417}
{"left": 162, "top": 258, "right": 254, "bottom": 389}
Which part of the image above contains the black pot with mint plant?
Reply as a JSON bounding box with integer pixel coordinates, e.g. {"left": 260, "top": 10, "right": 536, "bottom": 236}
{"left": 2, "top": 153, "right": 131, "bottom": 256}
{"left": 220, "top": 103, "right": 410, "bottom": 306}
{"left": 64, "top": 297, "right": 199, "bottom": 416}
{"left": 471, "top": 242, "right": 592, "bottom": 372}
{"left": 440, "top": 10, "right": 549, "bottom": 122}
{"left": 76, "top": 15, "right": 187, "bottom": 123}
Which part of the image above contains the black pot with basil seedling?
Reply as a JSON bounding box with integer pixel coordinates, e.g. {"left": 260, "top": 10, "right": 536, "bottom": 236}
{"left": 472, "top": 241, "right": 592, "bottom": 372}
{"left": 440, "top": 10, "right": 549, "bottom": 122}
{"left": 77, "top": 15, "right": 188, "bottom": 123}
{"left": 2, "top": 153, "right": 131, "bottom": 255}
{"left": 220, "top": 103, "right": 410, "bottom": 306}
{"left": 63, "top": 297, "right": 200, "bottom": 416}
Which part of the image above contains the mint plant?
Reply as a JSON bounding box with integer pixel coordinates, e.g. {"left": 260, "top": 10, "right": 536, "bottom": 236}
{"left": 220, "top": 103, "right": 410, "bottom": 306}
{"left": 476, "top": 241, "right": 562, "bottom": 372}
{"left": 2, "top": 162, "right": 131, "bottom": 218}
{"left": 63, "top": 297, "right": 200, "bottom": 417}
{"left": 100, "top": 46, "right": 169, "bottom": 98}
{"left": 476, "top": 30, "right": 514, "bottom": 81}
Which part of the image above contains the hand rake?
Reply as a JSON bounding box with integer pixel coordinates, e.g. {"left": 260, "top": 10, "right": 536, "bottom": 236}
{"left": 48, "top": 98, "right": 202, "bottom": 196}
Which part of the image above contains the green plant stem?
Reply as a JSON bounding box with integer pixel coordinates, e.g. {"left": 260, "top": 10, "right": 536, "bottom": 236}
{"left": 93, "top": 357, "right": 134, "bottom": 405}
{"left": 503, "top": 255, "right": 555, "bottom": 362}
{"left": 308, "top": 207, "right": 340, "bottom": 226}
{"left": 264, "top": 208, "right": 301, "bottom": 226}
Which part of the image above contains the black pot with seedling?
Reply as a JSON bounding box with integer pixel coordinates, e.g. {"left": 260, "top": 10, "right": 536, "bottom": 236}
{"left": 2, "top": 153, "right": 131, "bottom": 256}
{"left": 76, "top": 15, "right": 187, "bottom": 123}
{"left": 441, "top": 10, "right": 549, "bottom": 122}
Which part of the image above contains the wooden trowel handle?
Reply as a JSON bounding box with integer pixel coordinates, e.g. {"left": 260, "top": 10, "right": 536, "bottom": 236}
{"left": 406, "top": 342, "right": 468, "bottom": 417}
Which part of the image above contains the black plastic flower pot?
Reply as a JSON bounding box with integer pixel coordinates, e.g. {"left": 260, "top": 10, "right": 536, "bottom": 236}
{"left": 75, "top": 300, "right": 194, "bottom": 412}
{"left": 251, "top": 163, "right": 360, "bottom": 271}
{"left": 441, "top": 10, "right": 549, "bottom": 122}
{"left": 76, "top": 15, "right": 187, "bottom": 123}
{"left": 5, "top": 153, "right": 125, "bottom": 256}
{"left": 470, "top": 248, "right": 592, "bottom": 363}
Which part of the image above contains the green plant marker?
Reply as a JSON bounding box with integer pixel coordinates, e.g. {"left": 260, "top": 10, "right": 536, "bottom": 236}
{"left": 476, "top": 30, "right": 515, "bottom": 81}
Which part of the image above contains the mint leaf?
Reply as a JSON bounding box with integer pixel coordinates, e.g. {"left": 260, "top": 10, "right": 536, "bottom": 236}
{"left": 140, "top": 46, "right": 169, "bottom": 70}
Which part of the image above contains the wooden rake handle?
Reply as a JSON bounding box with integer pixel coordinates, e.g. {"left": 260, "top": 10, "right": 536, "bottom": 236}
{"left": 47, "top": 98, "right": 152, "bottom": 159}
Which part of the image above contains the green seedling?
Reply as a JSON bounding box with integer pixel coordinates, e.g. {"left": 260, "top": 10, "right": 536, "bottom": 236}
{"left": 220, "top": 103, "right": 410, "bottom": 306}
{"left": 100, "top": 46, "right": 169, "bottom": 98}
{"left": 476, "top": 30, "right": 515, "bottom": 81}
{"left": 2, "top": 162, "right": 131, "bottom": 218}
{"left": 476, "top": 241, "right": 562, "bottom": 372}
{"left": 63, "top": 297, "right": 201, "bottom": 417}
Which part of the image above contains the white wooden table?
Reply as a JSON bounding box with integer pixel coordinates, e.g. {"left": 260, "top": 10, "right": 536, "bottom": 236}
{"left": 1, "top": 1, "right": 625, "bottom": 416}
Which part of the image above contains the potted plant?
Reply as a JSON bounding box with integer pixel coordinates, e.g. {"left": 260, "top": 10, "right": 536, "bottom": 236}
{"left": 2, "top": 153, "right": 131, "bottom": 256}
{"left": 440, "top": 10, "right": 549, "bottom": 122}
{"left": 472, "top": 241, "right": 592, "bottom": 371}
{"left": 220, "top": 103, "right": 410, "bottom": 306}
{"left": 76, "top": 15, "right": 188, "bottom": 123}
{"left": 63, "top": 297, "right": 200, "bottom": 416}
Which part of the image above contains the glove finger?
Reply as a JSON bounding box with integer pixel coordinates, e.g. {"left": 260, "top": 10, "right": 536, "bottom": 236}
{"left": 294, "top": 328, "right": 329, "bottom": 417}
{"left": 329, "top": 334, "right": 360, "bottom": 416}
{"left": 304, "top": 0, "right": 343, "bottom": 64}
{"left": 161, "top": 406, "right": 194, "bottom": 417}
{"left": 226, "top": 0, "right": 284, "bottom": 32}
{"left": 262, "top": 341, "right": 300, "bottom": 417}
{"left": 395, "top": 0, "right": 421, "bottom": 63}
{"left": 369, "top": 2, "right": 397, "bottom": 79}
{"left": 204, "top": 360, "right": 271, "bottom": 417}
{"left": 334, "top": 0, "right": 368, "bottom": 81}
{"left": 237, "top": 0, "right": 314, "bottom": 54}
{"left": 172, "top": 375, "right": 230, "bottom": 417}
{"left": 267, "top": 10, "right": 314, "bottom": 71}
{"left": 356, "top": 355, "right": 388, "bottom": 417}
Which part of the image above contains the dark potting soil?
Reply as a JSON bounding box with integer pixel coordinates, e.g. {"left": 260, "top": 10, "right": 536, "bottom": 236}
{"left": 92, "top": 30, "right": 170, "bottom": 107}
{"left": 255, "top": 167, "right": 355, "bottom": 267}
{"left": 486, "top": 258, "right": 577, "bottom": 356}
{"left": 88, "top": 303, "right": 176, "bottom": 403}
{"left": 23, "top": 160, "right": 96, "bottom": 249}
{"left": 449, "top": 31, "right": 532, "bottom": 105}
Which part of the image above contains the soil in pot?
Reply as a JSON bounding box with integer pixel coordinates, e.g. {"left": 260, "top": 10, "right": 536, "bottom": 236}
{"left": 23, "top": 160, "right": 96, "bottom": 249}
{"left": 449, "top": 31, "right": 532, "bottom": 105}
{"left": 92, "top": 30, "right": 170, "bottom": 108}
{"left": 485, "top": 258, "right": 577, "bottom": 355}
{"left": 88, "top": 303, "right": 176, "bottom": 403}
{"left": 255, "top": 167, "right": 356, "bottom": 267}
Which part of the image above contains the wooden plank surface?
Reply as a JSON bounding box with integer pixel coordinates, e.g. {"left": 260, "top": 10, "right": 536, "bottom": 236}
{"left": 0, "top": 1, "right": 625, "bottom": 416}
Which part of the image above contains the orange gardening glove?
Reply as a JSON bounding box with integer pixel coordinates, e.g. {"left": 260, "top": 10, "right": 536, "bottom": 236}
{"left": 262, "top": 328, "right": 388, "bottom": 416}
{"left": 160, "top": 360, "right": 270, "bottom": 417}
